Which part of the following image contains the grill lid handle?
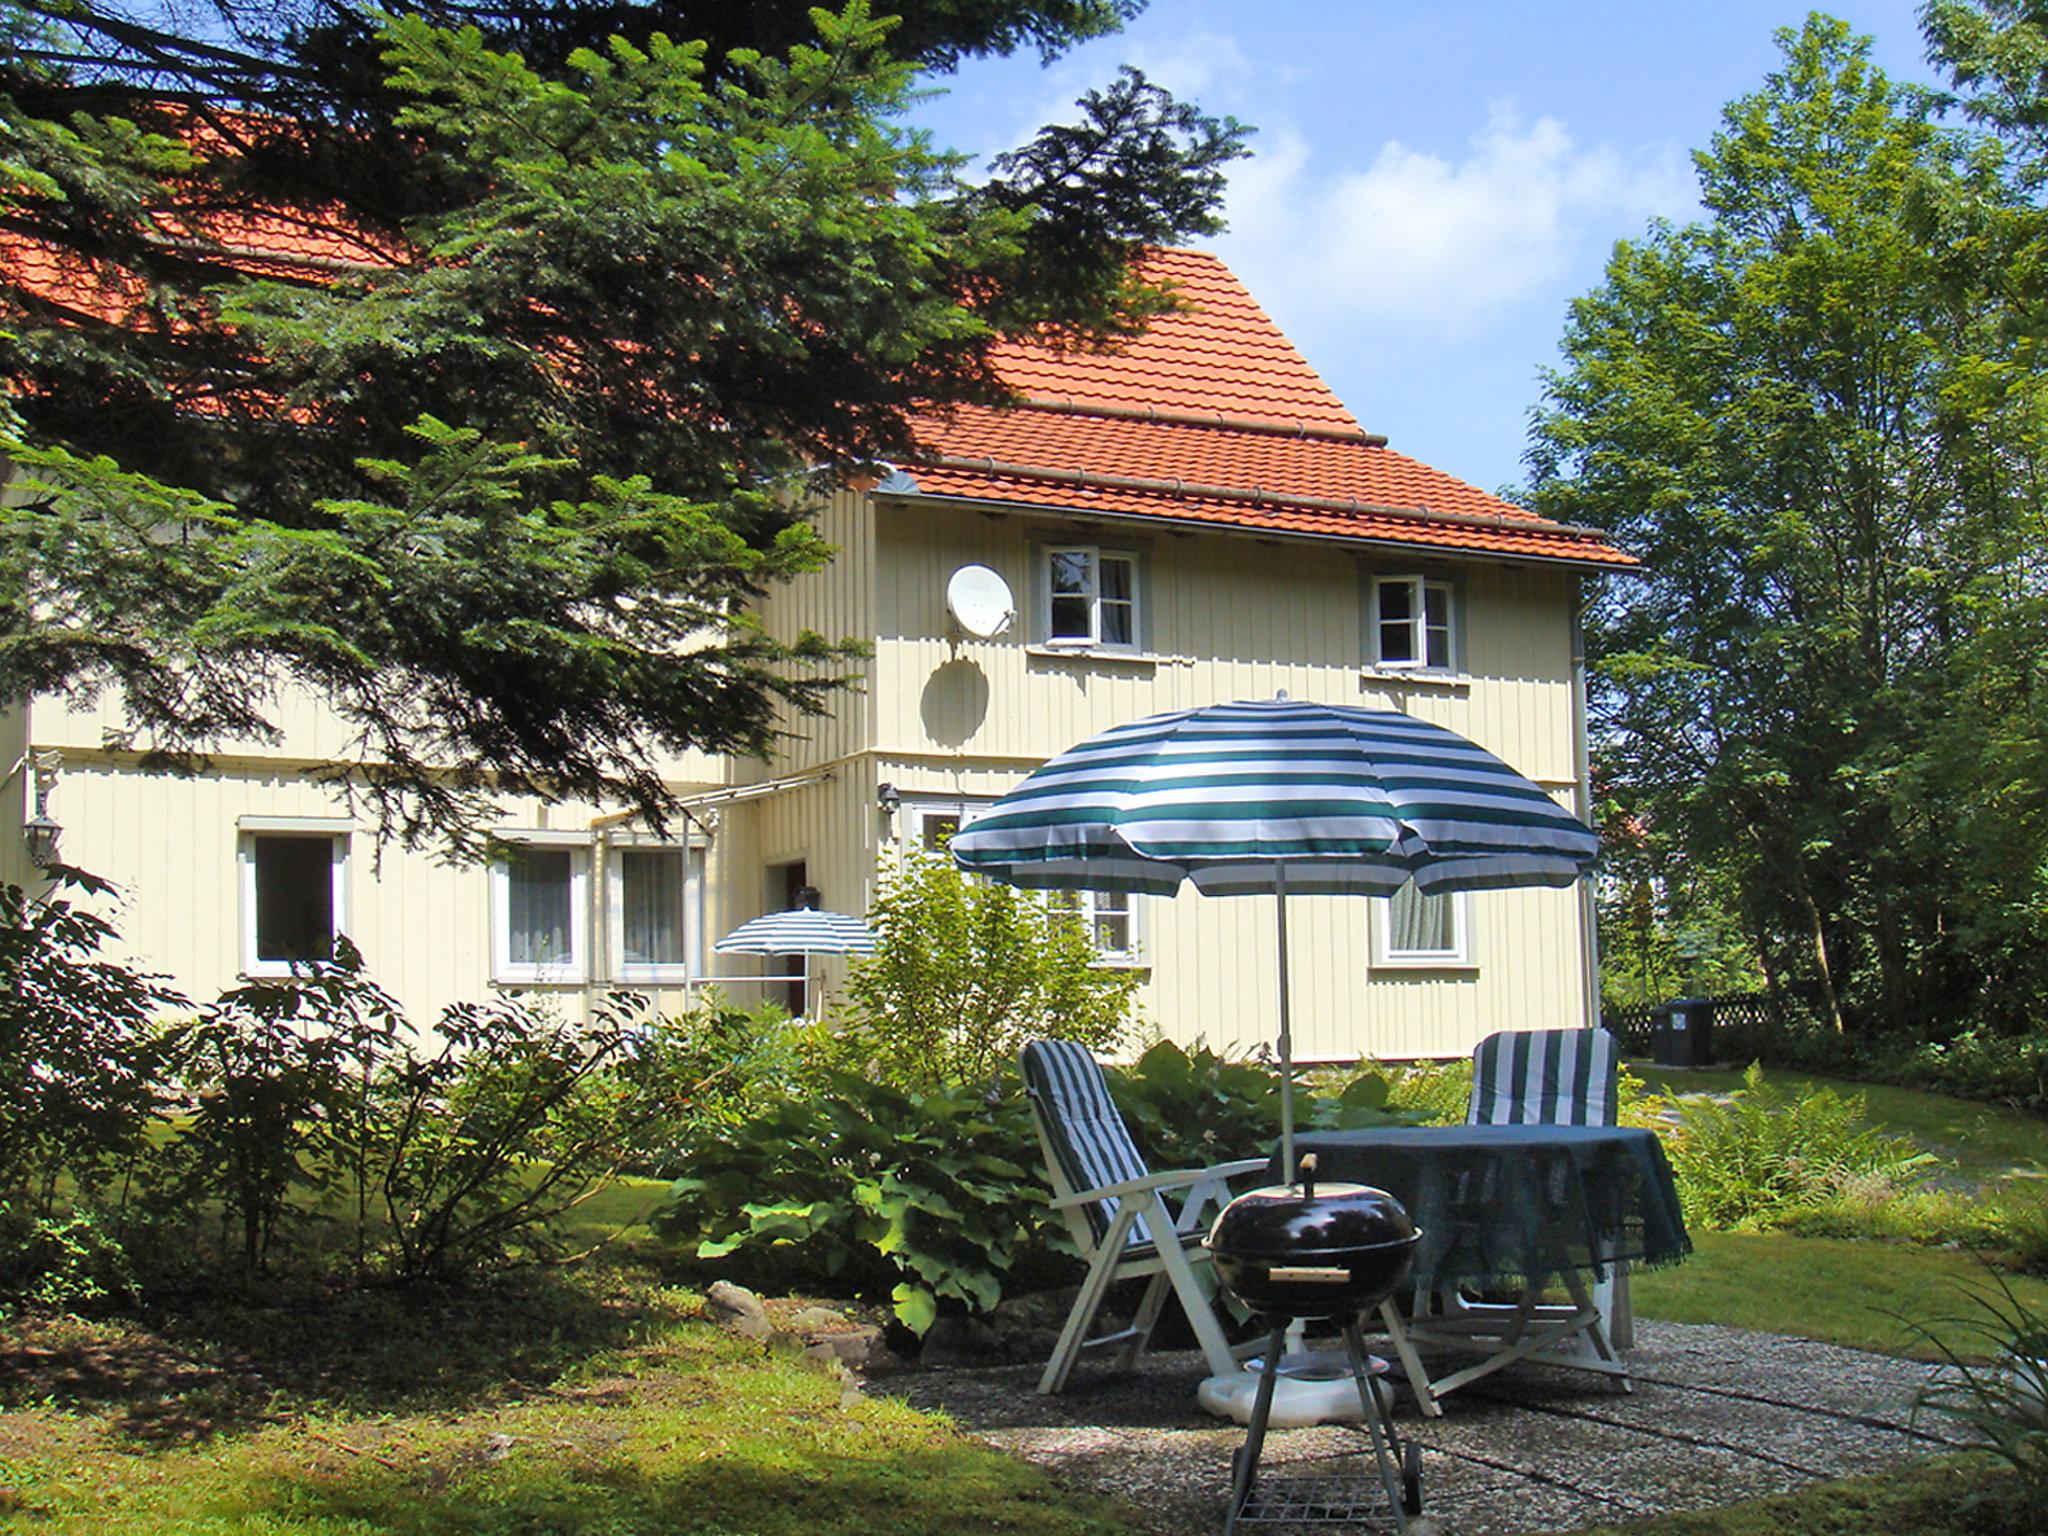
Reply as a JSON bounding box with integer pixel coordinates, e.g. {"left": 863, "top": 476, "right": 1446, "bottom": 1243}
{"left": 1298, "top": 1152, "right": 1318, "bottom": 1201}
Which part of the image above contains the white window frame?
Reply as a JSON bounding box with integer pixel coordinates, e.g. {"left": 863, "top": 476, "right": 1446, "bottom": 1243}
{"left": 905, "top": 797, "right": 1142, "bottom": 965}
{"left": 238, "top": 822, "right": 350, "bottom": 978}
{"left": 1074, "top": 887, "right": 1143, "bottom": 967}
{"left": 1043, "top": 544, "right": 1140, "bottom": 651}
{"left": 1372, "top": 886, "right": 1472, "bottom": 969}
{"left": 607, "top": 838, "right": 704, "bottom": 985}
{"left": 491, "top": 833, "right": 591, "bottom": 985}
{"left": 1370, "top": 574, "right": 1457, "bottom": 673}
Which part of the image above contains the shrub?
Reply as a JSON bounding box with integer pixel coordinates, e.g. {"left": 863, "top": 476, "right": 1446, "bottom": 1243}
{"left": 160, "top": 946, "right": 406, "bottom": 1272}
{"left": 1662, "top": 1063, "right": 1937, "bottom": 1229}
{"left": 1375, "top": 1057, "right": 1474, "bottom": 1125}
{"left": 835, "top": 845, "right": 1140, "bottom": 1091}
{"left": 1112, "top": 1040, "right": 1407, "bottom": 1172}
{"left": 0, "top": 873, "right": 185, "bottom": 1213}
{"left": 160, "top": 949, "right": 711, "bottom": 1280}
{"left": 0, "top": 1203, "right": 135, "bottom": 1313}
{"left": 631, "top": 993, "right": 808, "bottom": 1151}
{"left": 656, "top": 1070, "right": 1053, "bottom": 1333}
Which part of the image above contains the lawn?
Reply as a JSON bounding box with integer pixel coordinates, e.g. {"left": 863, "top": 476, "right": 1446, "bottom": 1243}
{"left": 1629, "top": 1229, "right": 2048, "bottom": 1358}
{"left": 0, "top": 1274, "right": 1136, "bottom": 1536}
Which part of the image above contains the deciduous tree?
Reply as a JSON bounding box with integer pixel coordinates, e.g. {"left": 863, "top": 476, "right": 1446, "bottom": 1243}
{"left": 1531, "top": 15, "right": 2048, "bottom": 1038}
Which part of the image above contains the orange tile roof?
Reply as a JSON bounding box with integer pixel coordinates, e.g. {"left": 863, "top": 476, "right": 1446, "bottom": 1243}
{"left": 907, "top": 248, "right": 1632, "bottom": 569}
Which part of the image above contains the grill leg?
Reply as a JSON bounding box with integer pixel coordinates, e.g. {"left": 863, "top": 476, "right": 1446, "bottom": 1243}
{"left": 1221, "top": 1323, "right": 1287, "bottom": 1536}
{"left": 1342, "top": 1321, "right": 1412, "bottom": 1536}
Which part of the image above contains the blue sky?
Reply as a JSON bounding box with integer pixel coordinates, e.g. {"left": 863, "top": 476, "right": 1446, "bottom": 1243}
{"left": 909, "top": 2, "right": 1937, "bottom": 497}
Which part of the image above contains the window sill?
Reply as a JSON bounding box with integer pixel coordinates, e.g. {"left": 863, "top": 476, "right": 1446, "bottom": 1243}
{"left": 1372, "top": 959, "right": 1478, "bottom": 974}
{"left": 241, "top": 960, "right": 343, "bottom": 981}
{"left": 493, "top": 972, "right": 590, "bottom": 988}
{"left": 1089, "top": 957, "right": 1150, "bottom": 973}
{"left": 1027, "top": 644, "right": 1178, "bottom": 667}
{"left": 617, "top": 968, "right": 693, "bottom": 986}
{"left": 1360, "top": 668, "right": 1469, "bottom": 692}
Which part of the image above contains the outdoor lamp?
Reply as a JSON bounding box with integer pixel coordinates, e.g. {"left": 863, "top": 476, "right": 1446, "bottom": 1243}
{"left": 21, "top": 809, "right": 60, "bottom": 868}
{"left": 22, "top": 754, "right": 60, "bottom": 868}
{"left": 876, "top": 781, "right": 901, "bottom": 831}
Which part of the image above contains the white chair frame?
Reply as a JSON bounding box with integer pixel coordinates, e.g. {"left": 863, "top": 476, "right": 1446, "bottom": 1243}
{"left": 1025, "top": 1099, "right": 1265, "bottom": 1395}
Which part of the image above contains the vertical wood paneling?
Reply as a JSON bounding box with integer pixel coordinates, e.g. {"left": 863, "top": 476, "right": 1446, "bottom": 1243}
{"left": 864, "top": 508, "right": 1590, "bottom": 1060}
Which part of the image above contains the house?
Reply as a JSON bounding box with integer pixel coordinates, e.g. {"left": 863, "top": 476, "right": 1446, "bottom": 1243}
{"left": 1, "top": 246, "right": 1633, "bottom": 1061}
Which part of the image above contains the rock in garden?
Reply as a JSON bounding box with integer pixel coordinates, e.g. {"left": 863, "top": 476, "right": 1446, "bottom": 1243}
{"left": 802, "top": 1326, "right": 882, "bottom": 1368}
{"left": 704, "top": 1280, "right": 773, "bottom": 1339}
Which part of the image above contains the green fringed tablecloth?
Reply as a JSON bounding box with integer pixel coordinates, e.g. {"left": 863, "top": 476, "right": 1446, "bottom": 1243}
{"left": 1272, "top": 1125, "right": 1692, "bottom": 1291}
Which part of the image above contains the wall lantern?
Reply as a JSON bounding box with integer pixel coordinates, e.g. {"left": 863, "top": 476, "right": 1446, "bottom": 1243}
{"left": 22, "top": 753, "right": 61, "bottom": 868}
{"left": 876, "top": 781, "right": 901, "bottom": 831}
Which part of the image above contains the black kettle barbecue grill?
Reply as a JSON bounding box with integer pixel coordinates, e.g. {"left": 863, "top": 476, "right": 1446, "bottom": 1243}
{"left": 1205, "top": 1155, "right": 1425, "bottom": 1534}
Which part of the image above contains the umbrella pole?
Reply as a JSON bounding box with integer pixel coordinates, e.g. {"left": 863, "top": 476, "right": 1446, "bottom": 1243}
{"left": 1276, "top": 861, "right": 1295, "bottom": 1175}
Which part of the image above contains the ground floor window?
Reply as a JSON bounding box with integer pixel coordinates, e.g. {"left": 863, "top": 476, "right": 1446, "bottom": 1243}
{"left": 612, "top": 842, "right": 703, "bottom": 982}
{"left": 240, "top": 829, "right": 348, "bottom": 976}
{"left": 1375, "top": 883, "right": 1469, "bottom": 967}
{"left": 908, "top": 798, "right": 1139, "bottom": 963}
{"left": 493, "top": 840, "right": 590, "bottom": 984}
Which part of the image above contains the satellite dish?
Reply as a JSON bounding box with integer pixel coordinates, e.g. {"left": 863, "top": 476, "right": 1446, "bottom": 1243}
{"left": 946, "top": 564, "right": 1015, "bottom": 638}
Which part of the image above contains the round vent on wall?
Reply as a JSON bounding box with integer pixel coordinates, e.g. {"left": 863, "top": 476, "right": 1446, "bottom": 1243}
{"left": 946, "top": 564, "right": 1015, "bottom": 638}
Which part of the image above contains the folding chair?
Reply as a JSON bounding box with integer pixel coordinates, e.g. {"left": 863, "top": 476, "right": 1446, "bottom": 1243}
{"left": 1381, "top": 1027, "right": 1634, "bottom": 1415}
{"left": 1021, "top": 1039, "right": 1265, "bottom": 1395}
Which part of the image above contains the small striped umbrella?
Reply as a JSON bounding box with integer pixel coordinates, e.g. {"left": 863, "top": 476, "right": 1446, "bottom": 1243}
{"left": 951, "top": 698, "right": 1600, "bottom": 1167}
{"left": 715, "top": 902, "right": 875, "bottom": 1017}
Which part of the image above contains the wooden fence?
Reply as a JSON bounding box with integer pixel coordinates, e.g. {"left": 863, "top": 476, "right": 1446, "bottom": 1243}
{"left": 1599, "top": 991, "right": 1787, "bottom": 1058}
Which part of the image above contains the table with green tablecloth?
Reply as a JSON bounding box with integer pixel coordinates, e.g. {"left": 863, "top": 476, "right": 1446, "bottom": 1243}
{"left": 1269, "top": 1125, "right": 1692, "bottom": 1413}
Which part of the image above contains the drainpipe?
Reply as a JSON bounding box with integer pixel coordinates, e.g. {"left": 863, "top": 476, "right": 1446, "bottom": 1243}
{"left": 1571, "top": 580, "right": 1601, "bottom": 1033}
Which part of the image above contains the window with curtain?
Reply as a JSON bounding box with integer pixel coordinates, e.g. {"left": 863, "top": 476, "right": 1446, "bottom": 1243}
{"left": 619, "top": 847, "right": 687, "bottom": 969}
{"left": 1045, "top": 545, "right": 1138, "bottom": 648}
{"left": 1380, "top": 882, "right": 1466, "bottom": 965}
{"left": 506, "top": 848, "right": 575, "bottom": 968}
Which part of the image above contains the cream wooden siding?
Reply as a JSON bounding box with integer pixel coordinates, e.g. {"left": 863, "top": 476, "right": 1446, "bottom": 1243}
{"left": 754, "top": 485, "right": 876, "bottom": 773}
{"left": 25, "top": 670, "right": 736, "bottom": 790}
{"left": 702, "top": 760, "right": 878, "bottom": 1005}
{"left": 862, "top": 498, "right": 1591, "bottom": 1062}
{"left": 20, "top": 741, "right": 740, "bottom": 1024}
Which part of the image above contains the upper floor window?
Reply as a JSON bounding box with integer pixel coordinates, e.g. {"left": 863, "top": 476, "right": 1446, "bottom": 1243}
{"left": 1372, "top": 575, "right": 1454, "bottom": 671}
{"left": 240, "top": 827, "right": 348, "bottom": 976}
{"left": 1045, "top": 545, "right": 1138, "bottom": 649}
{"left": 493, "top": 839, "right": 590, "bottom": 984}
{"left": 1374, "top": 883, "right": 1469, "bottom": 968}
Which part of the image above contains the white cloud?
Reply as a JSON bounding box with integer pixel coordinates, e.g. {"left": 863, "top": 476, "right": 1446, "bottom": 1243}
{"left": 1216, "top": 102, "right": 1696, "bottom": 346}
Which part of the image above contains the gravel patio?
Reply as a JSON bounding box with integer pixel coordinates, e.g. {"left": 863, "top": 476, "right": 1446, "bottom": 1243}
{"left": 880, "top": 1320, "right": 1959, "bottom": 1535}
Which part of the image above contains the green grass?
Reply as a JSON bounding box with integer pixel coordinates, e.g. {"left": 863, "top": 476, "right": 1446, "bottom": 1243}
{"left": 1636, "top": 1065, "right": 2048, "bottom": 1186}
{"left": 1630, "top": 1230, "right": 2048, "bottom": 1358}
{"left": 0, "top": 1278, "right": 1135, "bottom": 1536}
{"left": 1543, "top": 1458, "right": 2031, "bottom": 1536}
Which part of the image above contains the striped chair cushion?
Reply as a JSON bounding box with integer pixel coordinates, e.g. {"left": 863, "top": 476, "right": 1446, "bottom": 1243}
{"left": 1021, "top": 1039, "right": 1157, "bottom": 1248}
{"left": 1467, "top": 1027, "right": 1620, "bottom": 1128}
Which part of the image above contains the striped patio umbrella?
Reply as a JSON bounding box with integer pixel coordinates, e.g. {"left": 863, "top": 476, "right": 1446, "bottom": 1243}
{"left": 715, "top": 902, "right": 875, "bottom": 1018}
{"left": 950, "top": 697, "right": 1600, "bottom": 1168}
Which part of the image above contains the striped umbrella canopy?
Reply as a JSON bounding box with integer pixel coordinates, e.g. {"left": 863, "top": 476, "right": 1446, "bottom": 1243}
{"left": 951, "top": 697, "right": 1600, "bottom": 1167}
{"left": 715, "top": 903, "right": 875, "bottom": 1021}
{"left": 714, "top": 907, "right": 876, "bottom": 957}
